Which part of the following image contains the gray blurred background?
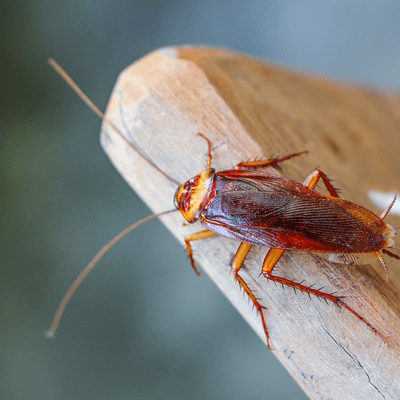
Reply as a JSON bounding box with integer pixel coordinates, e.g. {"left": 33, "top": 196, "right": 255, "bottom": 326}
{"left": 1, "top": 1, "right": 400, "bottom": 399}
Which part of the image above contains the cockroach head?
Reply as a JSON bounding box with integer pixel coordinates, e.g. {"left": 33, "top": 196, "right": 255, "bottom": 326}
{"left": 174, "top": 169, "right": 215, "bottom": 223}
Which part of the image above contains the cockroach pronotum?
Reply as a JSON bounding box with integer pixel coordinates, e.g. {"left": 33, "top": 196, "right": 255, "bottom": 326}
{"left": 47, "top": 59, "right": 398, "bottom": 350}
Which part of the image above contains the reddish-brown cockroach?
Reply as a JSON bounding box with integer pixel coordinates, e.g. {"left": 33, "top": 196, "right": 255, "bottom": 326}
{"left": 47, "top": 59, "right": 398, "bottom": 350}
{"left": 174, "top": 134, "right": 397, "bottom": 348}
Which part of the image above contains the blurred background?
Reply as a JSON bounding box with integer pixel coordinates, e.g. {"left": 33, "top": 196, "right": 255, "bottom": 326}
{"left": 1, "top": 1, "right": 400, "bottom": 399}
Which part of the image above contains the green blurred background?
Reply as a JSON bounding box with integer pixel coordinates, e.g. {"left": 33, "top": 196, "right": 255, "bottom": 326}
{"left": 1, "top": 1, "right": 400, "bottom": 399}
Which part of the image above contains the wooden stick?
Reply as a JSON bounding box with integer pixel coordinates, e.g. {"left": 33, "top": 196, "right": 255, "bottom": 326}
{"left": 100, "top": 46, "right": 400, "bottom": 400}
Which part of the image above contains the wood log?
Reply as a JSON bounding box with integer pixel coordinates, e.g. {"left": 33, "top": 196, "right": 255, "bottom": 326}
{"left": 100, "top": 46, "right": 400, "bottom": 400}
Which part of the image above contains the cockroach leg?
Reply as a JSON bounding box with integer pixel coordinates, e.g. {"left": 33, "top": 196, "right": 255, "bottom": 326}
{"left": 235, "top": 151, "right": 308, "bottom": 170}
{"left": 382, "top": 248, "right": 400, "bottom": 260}
{"left": 375, "top": 251, "right": 389, "bottom": 282}
{"left": 231, "top": 242, "right": 273, "bottom": 349}
{"left": 303, "top": 169, "right": 339, "bottom": 197}
{"left": 261, "top": 249, "right": 386, "bottom": 342}
{"left": 301, "top": 170, "right": 387, "bottom": 334}
{"left": 379, "top": 193, "right": 397, "bottom": 221}
{"left": 184, "top": 230, "right": 219, "bottom": 276}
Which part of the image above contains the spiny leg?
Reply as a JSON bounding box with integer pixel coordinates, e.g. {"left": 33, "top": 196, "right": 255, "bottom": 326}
{"left": 236, "top": 151, "right": 308, "bottom": 170}
{"left": 184, "top": 229, "right": 219, "bottom": 276}
{"left": 231, "top": 242, "right": 273, "bottom": 349}
{"left": 374, "top": 251, "right": 389, "bottom": 281}
{"left": 303, "top": 169, "right": 340, "bottom": 197}
{"left": 196, "top": 134, "right": 308, "bottom": 172}
{"left": 382, "top": 248, "right": 400, "bottom": 260}
{"left": 262, "top": 248, "right": 386, "bottom": 341}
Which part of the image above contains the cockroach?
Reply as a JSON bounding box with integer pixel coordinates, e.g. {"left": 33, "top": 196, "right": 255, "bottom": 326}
{"left": 174, "top": 134, "right": 398, "bottom": 348}
{"left": 47, "top": 59, "right": 398, "bottom": 350}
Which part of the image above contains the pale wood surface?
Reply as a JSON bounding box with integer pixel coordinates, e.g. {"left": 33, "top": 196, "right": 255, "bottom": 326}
{"left": 100, "top": 46, "right": 400, "bottom": 400}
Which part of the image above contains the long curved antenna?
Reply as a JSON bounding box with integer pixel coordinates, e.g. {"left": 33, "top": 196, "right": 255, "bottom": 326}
{"left": 48, "top": 59, "right": 180, "bottom": 186}
{"left": 47, "top": 209, "right": 177, "bottom": 337}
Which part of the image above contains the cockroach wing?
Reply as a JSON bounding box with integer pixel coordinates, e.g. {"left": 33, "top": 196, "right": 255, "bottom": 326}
{"left": 200, "top": 170, "right": 390, "bottom": 253}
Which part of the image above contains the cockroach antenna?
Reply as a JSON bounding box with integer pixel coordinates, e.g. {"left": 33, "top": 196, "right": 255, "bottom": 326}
{"left": 47, "top": 210, "right": 176, "bottom": 337}
{"left": 47, "top": 60, "right": 179, "bottom": 336}
{"left": 48, "top": 59, "right": 180, "bottom": 186}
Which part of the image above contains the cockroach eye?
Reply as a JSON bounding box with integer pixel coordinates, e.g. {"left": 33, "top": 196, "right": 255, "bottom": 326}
{"left": 173, "top": 187, "right": 180, "bottom": 210}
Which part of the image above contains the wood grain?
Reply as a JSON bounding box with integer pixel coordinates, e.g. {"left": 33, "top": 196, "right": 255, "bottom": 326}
{"left": 100, "top": 46, "right": 400, "bottom": 400}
